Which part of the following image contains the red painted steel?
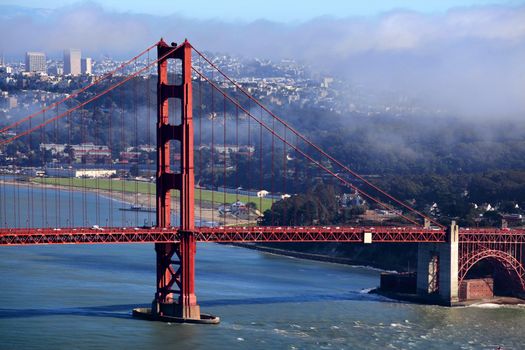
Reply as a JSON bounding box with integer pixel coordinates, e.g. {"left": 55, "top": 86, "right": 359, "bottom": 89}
{"left": 0, "top": 227, "right": 178, "bottom": 245}
{"left": 459, "top": 249, "right": 525, "bottom": 291}
{"left": 153, "top": 39, "right": 199, "bottom": 319}
{"left": 196, "top": 226, "right": 447, "bottom": 242}
{"left": 2, "top": 227, "right": 525, "bottom": 246}
{"left": 177, "top": 39, "right": 199, "bottom": 319}
{"left": 458, "top": 228, "right": 525, "bottom": 293}
{"left": 0, "top": 226, "right": 447, "bottom": 245}
{"left": 155, "top": 39, "right": 176, "bottom": 314}
{"left": 459, "top": 229, "right": 525, "bottom": 243}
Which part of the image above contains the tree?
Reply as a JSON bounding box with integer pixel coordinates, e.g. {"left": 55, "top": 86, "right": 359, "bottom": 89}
{"left": 64, "top": 145, "right": 75, "bottom": 163}
{"left": 262, "top": 184, "right": 340, "bottom": 226}
{"left": 129, "top": 164, "right": 139, "bottom": 177}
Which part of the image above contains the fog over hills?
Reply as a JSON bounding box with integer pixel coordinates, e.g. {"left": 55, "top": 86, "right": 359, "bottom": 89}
{"left": 1, "top": 2, "right": 524, "bottom": 118}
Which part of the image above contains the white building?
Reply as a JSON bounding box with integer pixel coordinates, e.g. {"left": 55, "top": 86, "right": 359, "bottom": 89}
{"left": 81, "top": 57, "right": 92, "bottom": 75}
{"left": 257, "top": 190, "right": 269, "bottom": 198}
{"left": 126, "top": 145, "right": 155, "bottom": 153}
{"left": 45, "top": 168, "right": 116, "bottom": 178}
{"left": 214, "top": 145, "right": 255, "bottom": 154}
{"left": 64, "top": 49, "right": 81, "bottom": 76}
{"left": 25, "top": 52, "right": 46, "bottom": 73}
{"left": 40, "top": 142, "right": 111, "bottom": 162}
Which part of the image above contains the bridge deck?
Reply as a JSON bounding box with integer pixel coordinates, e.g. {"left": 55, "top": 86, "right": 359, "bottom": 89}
{"left": 0, "top": 226, "right": 446, "bottom": 245}
{"left": 1, "top": 226, "right": 523, "bottom": 246}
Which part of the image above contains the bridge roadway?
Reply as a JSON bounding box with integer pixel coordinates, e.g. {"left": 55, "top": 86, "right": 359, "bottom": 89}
{"left": 0, "top": 226, "right": 446, "bottom": 245}
{"left": 0, "top": 225, "right": 521, "bottom": 246}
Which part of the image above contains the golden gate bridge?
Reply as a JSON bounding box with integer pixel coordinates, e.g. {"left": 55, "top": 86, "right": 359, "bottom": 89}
{"left": 0, "top": 39, "right": 523, "bottom": 323}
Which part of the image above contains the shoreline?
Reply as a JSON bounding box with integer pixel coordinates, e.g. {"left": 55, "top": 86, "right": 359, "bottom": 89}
{"left": 230, "top": 243, "right": 525, "bottom": 307}
{"left": 0, "top": 179, "right": 257, "bottom": 227}
{"left": 370, "top": 289, "right": 525, "bottom": 307}
{"left": 228, "top": 242, "right": 396, "bottom": 271}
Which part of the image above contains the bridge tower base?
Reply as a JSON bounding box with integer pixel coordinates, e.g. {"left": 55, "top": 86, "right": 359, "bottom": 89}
{"left": 416, "top": 221, "right": 459, "bottom": 305}
{"left": 133, "top": 39, "right": 219, "bottom": 324}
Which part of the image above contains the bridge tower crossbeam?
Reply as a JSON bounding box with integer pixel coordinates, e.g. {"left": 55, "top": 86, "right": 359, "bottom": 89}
{"left": 154, "top": 39, "right": 199, "bottom": 320}
{"left": 133, "top": 39, "right": 217, "bottom": 323}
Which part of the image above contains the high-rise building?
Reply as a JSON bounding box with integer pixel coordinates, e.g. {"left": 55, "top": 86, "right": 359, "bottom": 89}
{"left": 25, "top": 52, "right": 46, "bottom": 73}
{"left": 63, "top": 48, "right": 81, "bottom": 76}
{"left": 81, "top": 57, "right": 92, "bottom": 75}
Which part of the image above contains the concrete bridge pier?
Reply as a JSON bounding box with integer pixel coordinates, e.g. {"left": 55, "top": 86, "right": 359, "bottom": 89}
{"left": 417, "top": 221, "right": 459, "bottom": 305}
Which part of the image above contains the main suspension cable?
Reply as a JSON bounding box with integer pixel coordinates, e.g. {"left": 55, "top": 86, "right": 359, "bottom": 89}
{"left": 0, "top": 42, "right": 159, "bottom": 134}
{"left": 191, "top": 45, "right": 443, "bottom": 228}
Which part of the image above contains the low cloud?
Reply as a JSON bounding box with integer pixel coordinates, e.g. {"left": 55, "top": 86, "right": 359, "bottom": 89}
{"left": 1, "top": 3, "right": 524, "bottom": 118}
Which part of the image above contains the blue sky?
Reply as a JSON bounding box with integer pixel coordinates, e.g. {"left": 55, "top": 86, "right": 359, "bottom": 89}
{"left": 3, "top": 0, "right": 523, "bottom": 21}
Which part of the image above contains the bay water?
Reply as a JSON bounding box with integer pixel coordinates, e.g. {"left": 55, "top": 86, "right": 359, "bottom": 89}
{"left": 1, "top": 184, "right": 524, "bottom": 349}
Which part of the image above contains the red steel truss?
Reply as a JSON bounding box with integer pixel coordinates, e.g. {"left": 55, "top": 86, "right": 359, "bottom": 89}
{"left": 2, "top": 227, "right": 524, "bottom": 246}
{"left": 459, "top": 229, "right": 525, "bottom": 244}
{"left": 2, "top": 227, "right": 525, "bottom": 246}
{"left": 458, "top": 228, "right": 525, "bottom": 291}
{"left": 0, "top": 227, "right": 179, "bottom": 245}
{"left": 195, "top": 226, "right": 447, "bottom": 242}
{"left": 459, "top": 249, "right": 525, "bottom": 291}
{"left": 0, "top": 226, "right": 488, "bottom": 245}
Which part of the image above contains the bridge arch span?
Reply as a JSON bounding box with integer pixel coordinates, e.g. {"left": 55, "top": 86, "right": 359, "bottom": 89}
{"left": 459, "top": 249, "right": 525, "bottom": 292}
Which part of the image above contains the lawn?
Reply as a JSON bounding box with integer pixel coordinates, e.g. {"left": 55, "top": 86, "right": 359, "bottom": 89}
{"left": 33, "top": 177, "right": 274, "bottom": 211}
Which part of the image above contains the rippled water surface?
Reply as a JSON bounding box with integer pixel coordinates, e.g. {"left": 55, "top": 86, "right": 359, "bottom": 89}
{"left": 2, "top": 243, "right": 525, "bottom": 349}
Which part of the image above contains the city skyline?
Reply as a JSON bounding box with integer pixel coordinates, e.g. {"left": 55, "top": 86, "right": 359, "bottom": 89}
{"left": 1, "top": 2, "right": 524, "bottom": 117}
{"left": 10, "top": 47, "right": 93, "bottom": 76}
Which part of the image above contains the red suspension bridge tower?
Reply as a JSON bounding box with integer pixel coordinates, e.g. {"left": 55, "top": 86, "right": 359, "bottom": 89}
{"left": 133, "top": 39, "right": 218, "bottom": 323}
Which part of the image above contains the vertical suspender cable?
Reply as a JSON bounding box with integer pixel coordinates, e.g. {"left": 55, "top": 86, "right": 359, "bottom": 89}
{"left": 108, "top": 89, "right": 114, "bottom": 227}
{"left": 294, "top": 135, "right": 299, "bottom": 225}
{"left": 68, "top": 111, "right": 73, "bottom": 228}
{"left": 94, "top": 103, "right": 100, "bottom": 226}
{"left": 198, "top": 56, "right": 203, "bottom": 226}
{"left": 14, "top": 123, "right": 19, "bottom": 228}
{"left": 134, "top": 61, "right": 139, "bottom": 226}
{"left": 82, "top": 109, "right": 87, "bottom": 226}
{"left": 120, "top": 78, "right": 126, "bottom": 226}
{"left": 42, "top": 109, "right": 46, "bottom": 227}
{"left": 223, "top": 88, "right": 226, "bottom": 215}
{"left": 147, "top": 49, "right": 152, "bottom": 226}
{"left": 247, "top": 100, "right": 251, "bottom": 218}
{"left": 211, "top": 70, "right": 215, "bottom": 225}
{"left": 54, "top": 105, "right": 59, "bottom": 227}
{"left": 283, "top": 128, "right": 287, "bottom": 225}
{"left": 28, "top": 112, "right": 32, "bottom": 228}
{"left": 235, "top": 104, "right": 239, "bottom": 226}
{"left": 0, "top": 143, "right": 4, "bottom": 227}
{"left": 271, "top": 112, "right": 275, "bottom": 225}
{"left": 259, "top": 108, "right": 263, "bottom": 217}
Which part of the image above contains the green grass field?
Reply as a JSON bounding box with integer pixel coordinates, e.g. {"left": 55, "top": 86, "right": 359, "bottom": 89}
{"left": 33, "top": 177, "right": 274, "bottom": 211}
